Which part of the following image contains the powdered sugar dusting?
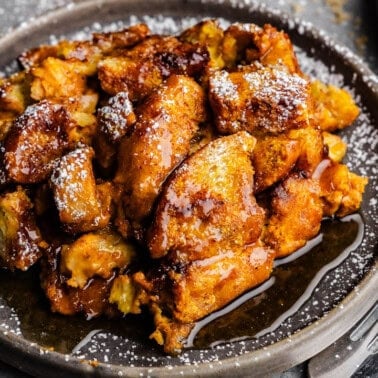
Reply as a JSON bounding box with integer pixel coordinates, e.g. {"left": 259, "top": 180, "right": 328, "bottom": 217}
{"left": 50, "top": 147, "right": 92, "bottom": 221}
{"left": 210, "top": 70, "right": 239, "bottom": 100}
{"left": 98, "top": 91, "right": 135, "bottom": 143}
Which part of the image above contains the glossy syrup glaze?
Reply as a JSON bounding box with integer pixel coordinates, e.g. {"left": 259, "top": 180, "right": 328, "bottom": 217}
{"left": 0, "top": 214, "right": 363, "bottom": 354}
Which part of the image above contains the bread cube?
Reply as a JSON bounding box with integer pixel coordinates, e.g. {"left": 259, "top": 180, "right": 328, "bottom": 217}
{"left": 0, "top": 186, "right": 46, "bottom": 270}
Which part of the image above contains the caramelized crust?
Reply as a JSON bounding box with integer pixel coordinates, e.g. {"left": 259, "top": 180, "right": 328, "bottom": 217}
{"left": 0, "top": 186, "right": 46, "bottom": 270}
{"left": 252, "top": 134, "right": 301, "bottom": 192}
{"left": 148, "top": 131, "right": 264, "bottom": 261}
{"left": 41, "top": 246, "right": 118, "bottom": 318}
{"left": 288, "top": 126, "right": 325, "bottom": 175}
{"left": 4, "top": 101, "right": 71, "bottom": 184}
{"left": 209, "top": 63, "right": 311, "bottom": 136}
{"left": 180, "top": 19, "right": 225, "bottom": 69}
{"left": 170, "top": 242, "right": 274, "bottom": 324}
{"left": 115, "top": 75, "right": 206, "bottom": 224}
{"left": 98, "top": 36, "right": 209, "bottom": 101}
{"left": 248, "top": 24, "right": 301, "bottom": 74}
{"left": 264, "top": 174, "right": 323, "bottom": 258}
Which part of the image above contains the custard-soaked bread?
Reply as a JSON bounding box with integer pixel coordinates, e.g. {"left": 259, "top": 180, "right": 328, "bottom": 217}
{"left": 252, "top": 134, "right": 301, "bottom": 193}
{"left": 50, "top": 147, "right": 112, "bottom": 233}
{"left": 310, "top": 80, "right": 359, "bottom": 132}
{"left": 222, "top": 23, "right": 301, "bottom": 74}
{"left": 264, "top": 174, "right": 323, "bottom": 258}
{"left": 247, "top": 23, "right": 301, "bottom": 74}
{"left": 115, "top": 75, "right": 206, "bottom": 224}
{"left": 322, "top": 131, "right": 347, "bottom": 163}
{"left": 180, "top": 19, "right": 225, "bottom": 69}
{"left": 4, "top": 100, "right": 71, "bottom": 184}
{"left": 40, "top": 245, "right": 119, "bottom": 318}
{"left": 209, "top": 63, "right": 311, "bottom": 136}
{"left": 0, "top": 186, "right": 46, "bottom": 270}
{"left": 60, "top": 230, "right": 135, "bottom": 289}
{"left": 31, "top": 57, "right": 91, "bottom": 101}
{"left": 62, "top": 89, "right": 99, "bottom": 145}
{"left": 136, "top": 240, "right": 274, "bottom": 353}
{"left": 148, "top": 131, "right": 264, "bottom": 261}
{"left": 318, "top": 162, "right": 368, "bottom": 217}
{"left": 0, "top": 71, "right": 32, "bottom": 115}
{"left": 288, "top": 126, "right": 325, "bottom": 175}
{"left": 98, "top": 35, "right": 209, "bottom": 101}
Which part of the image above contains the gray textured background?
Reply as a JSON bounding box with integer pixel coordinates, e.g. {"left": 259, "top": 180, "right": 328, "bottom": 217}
{"left": 0, "top": 0, "right": 376, "bottom": 377}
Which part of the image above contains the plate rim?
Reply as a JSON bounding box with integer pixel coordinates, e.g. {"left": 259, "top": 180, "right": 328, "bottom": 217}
{"left": 0, "top": 0, "right": 377, "bottom": 376}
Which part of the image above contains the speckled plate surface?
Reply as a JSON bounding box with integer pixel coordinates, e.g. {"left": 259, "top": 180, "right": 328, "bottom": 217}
{"left": 0, "top": 1, "right": 377, "bottom": 377}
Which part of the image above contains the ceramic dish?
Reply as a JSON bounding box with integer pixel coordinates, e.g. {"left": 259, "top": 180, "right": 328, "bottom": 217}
{"left": 0, "top": 1, "right": 377, "bottom": 377}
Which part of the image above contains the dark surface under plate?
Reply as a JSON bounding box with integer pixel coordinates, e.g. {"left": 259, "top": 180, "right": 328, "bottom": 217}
{"left": 0, "top": 1, "right": 377, "bottom": 377}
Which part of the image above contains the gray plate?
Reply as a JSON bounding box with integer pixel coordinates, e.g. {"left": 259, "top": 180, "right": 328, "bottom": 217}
{"left": 0, "top": 1, "right": 377, "bottom": 377}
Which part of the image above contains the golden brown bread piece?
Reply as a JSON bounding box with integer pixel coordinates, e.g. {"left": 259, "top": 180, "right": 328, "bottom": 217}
{"left": 264, "top": 174, "right": 323, "bottom": 258}
{"left": 134, "top": 132, "right": 274, "bottom": 353}
{"left": 288, "top": 126, "right": 325, "bottom": 175}
{"left": 252, "top": 134, "right": 301, "bottom": 193}
{"left": 209, "top": 63, "right": 311, "bottom": 136}
{"left": 98, "top": 35, "right": 209, "bottom": 101}
{"left": 318, "top": 162, "right": 368, "bottom": 217}
{"left": 148, "top": 131, "right": 264, "bottom": 261}
{"left": 60, "top": 230, "right": 135, "bottom": 289}
{"left": 31, "top": 57, "right": 90, "bottom": 101}
{"left": 115, "top": 74, "right": 206, "bottom": 225}
{"left": 180, "top": 19, "right": 225, "bottom": 69}
{"left": 0, "top": 71, "right": 32, "bottom": 115}
{"left": 138, "top": 132, "right": 273, "bottom": 353}
{"left": 50, "top": 147, "right": 112, "bottom": 233}
{"left": 247, "top": 23, "right": 301, "bottom": 74}
{"left": 0, "top": 186, "right": 46, "bottom": 270}
{"left": 221, "top": 23, "right": 263, "bottom": 67}
{"left": 4, "top": 100, "right": 71, "bottom": 184}
{"left": 310, "top": 80, "right": 360, "bottom": 132}
{"left": 40, "top": 245, "right": 118, "bottom": 318}
{"left": 134, "top": 240, "right": 274, "bottom": 354}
